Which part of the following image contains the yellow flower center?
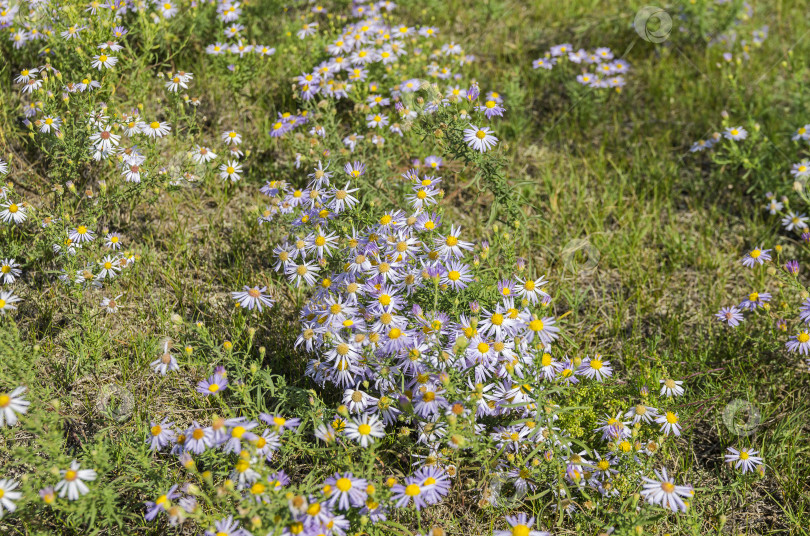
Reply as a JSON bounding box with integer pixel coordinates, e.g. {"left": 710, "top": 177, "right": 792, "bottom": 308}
{"left": 511, "top": 525, "right": 530, "bottom": 536}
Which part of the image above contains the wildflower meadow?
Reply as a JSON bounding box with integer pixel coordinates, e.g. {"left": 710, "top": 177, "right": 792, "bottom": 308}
{"left": 1, "top": 0, "right": 809, "bottom": 535}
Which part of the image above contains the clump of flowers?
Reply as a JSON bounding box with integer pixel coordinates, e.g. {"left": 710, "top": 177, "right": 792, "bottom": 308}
{"left": 532, "top": 44, "right": 630, "bottom": 91}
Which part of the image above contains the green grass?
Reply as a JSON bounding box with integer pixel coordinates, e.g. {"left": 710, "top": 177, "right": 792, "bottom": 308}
{"left": 2, "top": 0, "right": 810, "bottom": 534}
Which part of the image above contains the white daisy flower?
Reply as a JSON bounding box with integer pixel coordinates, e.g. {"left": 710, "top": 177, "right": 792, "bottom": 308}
{"left": 0, "top": 259, "right": 21, "bottom": 284}
{"left": 219, "top": 160, "right": 243, "bottom": 182}
{"left": 344, "top": 413, "right": 385, "bottom": 447}
{"left": 655, "top": 411, "right": 682, "bottom": 436}
{"left": 96, "top": 255, "right": 121, "bottom": 280}
{"left": 221, "top": 130, "right": 242, "bottom": 145}
{"left": 659, "top": 378, "right": 684, "bottom": 397}
{"left": 724, "top": 446, "right": 764, "bottom": 474}
{"left": 0, "top": 478, "right": 22, "bottom": 518}
{"left": 0, "top": 201, "right": 26, "bottom": 224}
{"left": 640, "top": 467, "right": 693, "bottom": 512}
{"left": 231, "top": 286, "right": 274, "bottom": 312}
{"left": 55, "top": 461, "right": 97, "bottom": 500}
{"left": 0, "top": 290, "right": 22, "bottom": 315}
{"left": 463, "top": 123, "right": 498, "bottom": 152}
{"left": 0, "top": 386, "right": 30, "bottom": 427}
{"left": 191, "top": 145, "right": 217, "bottom": 164}
{"left": 101, "top": 294, "right": 122, "bottom": 313}
{"left": 140, "top": 120, "right": 171, "bottom": 138}
{"left": 150, "top": 342, "right": 179, "bottom": 375}
{"left": 91, "top": 53, "right": 118, "bottom": 70}
{"left": 69, "top": 225, "right": 95, "bottom": 244}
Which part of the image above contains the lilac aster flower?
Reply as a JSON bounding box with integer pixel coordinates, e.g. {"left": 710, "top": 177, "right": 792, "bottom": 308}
{"left": 324, "top": 472, "right": 368, "bottom": 510}
{"left": 144, "top": 485, "right": 179, "bottom": 520}
{"left": 724, "top": 446, "right": 764, "bottom": 474}
{"left": 786, "top": 330, "right": 810, "bottom": 355}
{"left": 640, "top": 467, "right": 694, "bottom": 513}
{"left": 741, "top": 246, "right": 771, "bottom": 267}
{"left": 738, "top": 291, "right": 770, "bottom": 310}
{"left": 799, "top": 299, "right": 810, "bottom": 324}
{"left": 231, "top": 286, "right": 274, "bottom": 311}
{"left": 344, "top": 161, "right": 366, "bottom": 178}
{"left": 532, "top": 57, "right": 556, "bottom": 70}
{"left": 184, "top": 421, "right": 215, "bottom": 454}
{"left": 790, "top": 160, "right": 810, "bottom": 179}
{"left": 197, "top": 372, "right": 228, "bottom": 396}
{"left": 465, "top": 83, "right": 480, "bottom": 102}
{"left": 478, "top": 99, "right": 505, "bottom": 119}
{"left": 782, "top": 211, "right": 809, "bottom": 231}
{"left": 147, "top": 418, "right": 176, "bottom": 451}
{"left": 205, "top": 515, "right": 249, "bottom": 536}
{"left": 715, "top": 306, "right": 744, "bottom": 327}
{"left": 413, "top": 466, "right": 451, "bottom": 502}
{"left": 222, "top": 419, "right": 259, "bottom": 454}
{"left": 494, "top": 513, "right": 549, "bottom": 536}
{"left": 259, "top": 413, "right": 301, "bottom": 431}
{"left": 785, "top": 260, "right": 800, "bottom": 275}
{"left": 390, "top": 476, "right": 432, "bottom": 510}
{"left": 441, "top": 260, "right": 473, "bottom": 290}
